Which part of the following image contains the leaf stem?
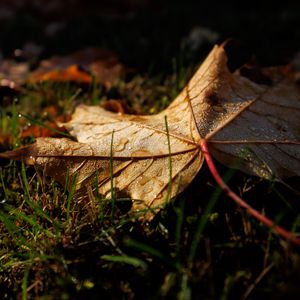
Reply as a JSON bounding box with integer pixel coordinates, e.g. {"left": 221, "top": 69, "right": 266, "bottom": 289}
{"left": 199, "top": 139, "right": 300, "bottom": 247}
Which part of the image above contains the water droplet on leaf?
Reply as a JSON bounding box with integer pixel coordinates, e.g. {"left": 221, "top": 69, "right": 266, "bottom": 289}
{"left": 143, "top": 185, "right": 153, "bottom": 194}
{"left": 249, "top": 126, "right": 260, "bottom": 136}
{"left": 114, "top": 138, "right": 129, "bottom": 152}
{"left": 155, "top": 168, "right": 163, "bottom": 177}
{"left": 139, "top": 175, "right": 150, "bottom": 186}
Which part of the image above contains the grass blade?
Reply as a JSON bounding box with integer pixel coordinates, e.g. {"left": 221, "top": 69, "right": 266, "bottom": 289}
{"left": 101, "top": 255, "right": 148, "bottom": 270}
{"left": 21, "top": 113, "right": 72, "bottom": 137}
{"left": 109, "top": 130, "right": 116, "bottom": 217}
{"left": 125, "top": 238, "right": 179, "bottom": 269}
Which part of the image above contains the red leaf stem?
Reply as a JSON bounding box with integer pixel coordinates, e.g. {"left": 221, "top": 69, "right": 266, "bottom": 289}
{"left": 199, "top": 139, "right": 300, "bottom": 247}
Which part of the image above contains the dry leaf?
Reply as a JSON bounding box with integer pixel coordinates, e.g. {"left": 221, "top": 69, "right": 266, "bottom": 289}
{"left": 180, "top": 47, "right": 300, "bottom": 179}
{"left": 2, "top": 44, "right": 300, "bottom": 218}
{"left": 29, "top": 64, "right": 92, "bottom": 84}
{"left": 29, "top": 48, "right": 125, "bottom": 88}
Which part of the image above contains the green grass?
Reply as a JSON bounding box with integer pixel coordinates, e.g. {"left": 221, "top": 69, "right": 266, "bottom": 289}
{"left": 0, "top": 62, "right": 300, "bottom": 300}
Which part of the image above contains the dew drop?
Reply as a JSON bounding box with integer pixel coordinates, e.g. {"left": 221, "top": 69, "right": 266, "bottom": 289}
{"left": 131, "top": 149, "right": 151, "bottom": 156}
{"left": 268, "top": 129, "right": 275, "bottom": 136}
{"left": 155, "top": 168, "right": 163, "bottom": 177}
{"left": 280, "top": 125, "right": 288, "bottom": 133}
{"left": 249, "top": 126, "right": 260, "bottom": 136}
{"left": 114, "top": 138, "right": 129, "bottom": 152}
{"left": 176, "top": 155, "right": 183, "bottom": 161}
{"left": 27, "top": 155, "right": 35, "bottom": 164}
{"left": 156, "top": 180, "right": 164, "bottom": 188}
{"left": 143, "top": 185, "right": 153, "bottom": 194}
{"left": 139, "top": 175, "right": 150, "bottom": 186}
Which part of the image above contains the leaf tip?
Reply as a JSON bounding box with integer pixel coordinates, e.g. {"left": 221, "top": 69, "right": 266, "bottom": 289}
{"left": 0, "top": 146, "right": 35, "bottom": 165}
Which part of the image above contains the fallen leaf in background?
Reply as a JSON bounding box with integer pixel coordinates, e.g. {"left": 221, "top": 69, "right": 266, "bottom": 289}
{"left": 29, "top": 48, "right": 125, "bottom": 88}
{"left": 102, "top": 99, "right": 138, "bottom": 114}
{"left": 30, "top": 64, "right": 92, "bottom": 84}
{"left": 18, "top": 105, "right": 71, "bottom": 140}
{"left": 0, "top": 132, "right": 12, "bottom": 145}
{"left": 0, "top": 59, "right": 29, "bottom": 90}
{"left": 1, "top": 44, "right": 300, "bottom": 244}
{"left": 21, "top": 115, "right": 69, "bottom": 139}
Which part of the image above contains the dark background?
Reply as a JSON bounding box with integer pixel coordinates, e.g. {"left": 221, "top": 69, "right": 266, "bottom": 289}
{"left": 0, "top": 0, "right": 299, "bottom": 73}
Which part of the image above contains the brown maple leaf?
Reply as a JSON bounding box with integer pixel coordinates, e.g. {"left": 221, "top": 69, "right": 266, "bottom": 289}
{"left": 2, "top": 44, "right": 300, "bottom": 245}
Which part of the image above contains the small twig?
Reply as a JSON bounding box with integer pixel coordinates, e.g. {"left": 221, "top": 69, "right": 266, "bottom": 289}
{"left": 205, "top": 238, "right": 215, "bottom": 299}
{"left": 101, "top": 228, "right": 124, "bottom": 256}
{"left": 241, "top": 263, "right": 274, "bottom": 300}
{"left": 199, "top": 139, "right": 300, "bottom": 247}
